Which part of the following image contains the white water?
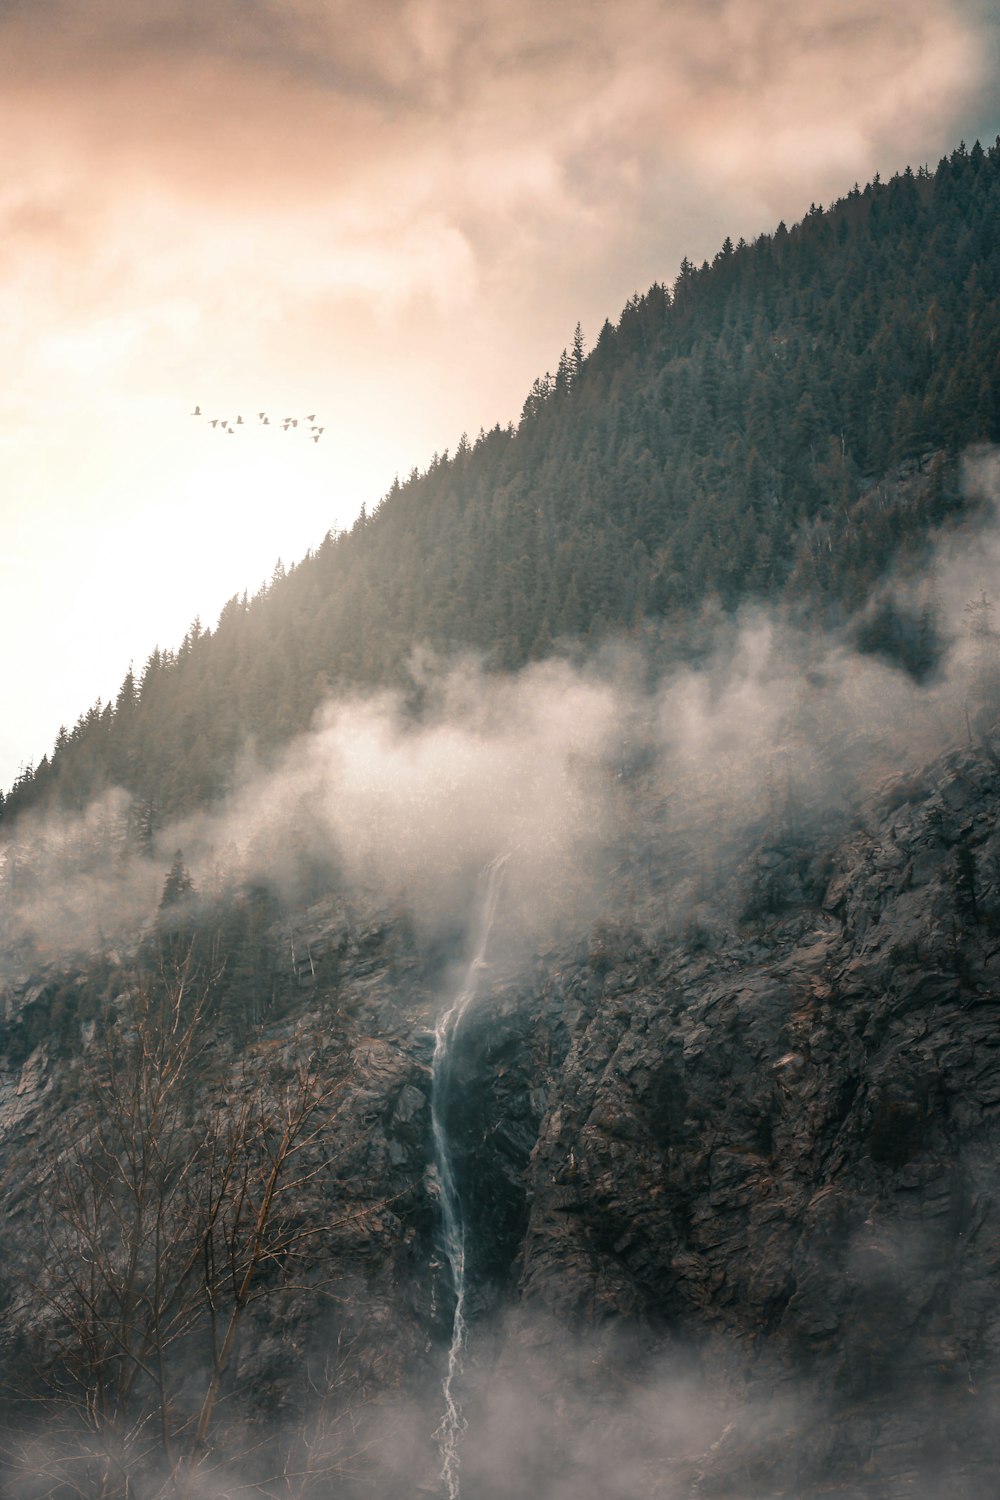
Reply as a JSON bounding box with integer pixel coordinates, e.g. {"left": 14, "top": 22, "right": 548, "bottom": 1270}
{"left": 430, "top": 853, "right": 509, "bottom": 1500}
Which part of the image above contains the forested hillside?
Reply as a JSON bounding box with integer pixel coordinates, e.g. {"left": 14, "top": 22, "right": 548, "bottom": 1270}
{"left": 5, "top": 138, "right": 999, "bottom": 829}
{"left": 5, "top": 136, "right": 1000, "bottom": 1500}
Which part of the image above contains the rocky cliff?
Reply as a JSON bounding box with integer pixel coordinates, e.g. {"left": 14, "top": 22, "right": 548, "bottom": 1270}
{"left": 2, "top": 723, "right": 1000, "bottom": 1498}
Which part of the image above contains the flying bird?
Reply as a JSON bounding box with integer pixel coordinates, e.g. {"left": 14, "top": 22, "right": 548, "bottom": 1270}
{"left": 191, "top": 403, "right": 324, "bottom": 435}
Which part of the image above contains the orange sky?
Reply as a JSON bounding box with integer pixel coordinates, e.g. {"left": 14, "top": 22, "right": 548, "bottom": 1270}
{"left": 1, "top": 0, "right": 997, "bottom": 791}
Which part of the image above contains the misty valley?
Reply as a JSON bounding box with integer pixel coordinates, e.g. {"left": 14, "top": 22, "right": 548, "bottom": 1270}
{"left": 2, "top": 140, "right": 1000, "bottom": 1498}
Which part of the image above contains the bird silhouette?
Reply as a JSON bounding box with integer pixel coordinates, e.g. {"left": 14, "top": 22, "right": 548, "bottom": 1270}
{"left": 191, "top": 404, "right": 327, "bottom": 435}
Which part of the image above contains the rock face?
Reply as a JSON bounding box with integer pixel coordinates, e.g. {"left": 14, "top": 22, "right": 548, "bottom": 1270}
{"left": 506, "top": 735, "right": 1000, "bottom": 1499}
{"left": 3, "top": 732, "right": 1000, "bottom": 1496}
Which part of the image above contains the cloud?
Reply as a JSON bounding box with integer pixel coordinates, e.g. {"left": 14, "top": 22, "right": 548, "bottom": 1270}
{"left": 165, "top": 653, "right": 623, "bottom": 947}
{"left": 0, "top": 788, "right": 162, "bottom": 972}
{"left": 0, "top": 0, "right": 995, "bottom": 946}
{"left": 0, "top": 0, "right": 987, "bottom": 495}
{"left": 4, "top": 440, "right": 1000, "bottom": 981}
{"left": 0, "top": 1, "right": 992, "bottom": 810}
{"left": 0, "top": 0, "right": 986, "bottom": 287}
{"left": 0, "top": 0, "right": 989, "bottom": 431}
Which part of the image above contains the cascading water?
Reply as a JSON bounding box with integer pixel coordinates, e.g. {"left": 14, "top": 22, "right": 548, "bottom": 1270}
{"left": 430, "top": 852, "right": 509, "bottom": 1500}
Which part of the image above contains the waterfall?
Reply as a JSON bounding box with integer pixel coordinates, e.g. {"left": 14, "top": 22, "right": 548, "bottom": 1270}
{"left": 430, "top": 852, "right": 509, "bottom": 1500}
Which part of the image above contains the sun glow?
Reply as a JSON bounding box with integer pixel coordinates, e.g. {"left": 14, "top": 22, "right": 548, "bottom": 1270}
{"left": 151, "top": 428, "right": 338, "bottom": 608}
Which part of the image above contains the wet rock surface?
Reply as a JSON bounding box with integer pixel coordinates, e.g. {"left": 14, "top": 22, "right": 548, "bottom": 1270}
{"left": 501, "top": 737, "right": 1000, "bottom": 1496}
{"left": 3, "top": 735, "right": 1000, "bottom": 1495}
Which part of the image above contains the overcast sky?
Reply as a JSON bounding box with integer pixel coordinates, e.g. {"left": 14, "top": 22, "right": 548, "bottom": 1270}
{"left": 1, "top": 0, "right": 997, "bottom": 792}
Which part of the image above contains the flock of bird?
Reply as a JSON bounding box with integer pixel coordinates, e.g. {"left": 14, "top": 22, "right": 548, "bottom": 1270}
{"left": 191, "top": 406, "right": 325, "bottom": 442}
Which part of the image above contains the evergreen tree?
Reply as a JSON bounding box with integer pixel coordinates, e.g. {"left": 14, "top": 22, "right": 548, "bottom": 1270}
{"left": 3, "top": 138, "right": 999, "bottom": 832}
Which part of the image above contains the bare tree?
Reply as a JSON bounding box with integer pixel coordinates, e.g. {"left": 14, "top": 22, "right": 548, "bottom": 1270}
{"left": 2, "top": 954, "right": 367, "bottom": 1500}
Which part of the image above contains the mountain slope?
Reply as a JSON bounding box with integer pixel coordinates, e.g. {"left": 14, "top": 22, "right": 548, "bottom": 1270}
{"left": 2, "top": 136, "right": 1000, "bottom": 1497}
{"left": 4, "top": 138, "right": 1000, "bottom": 829}
{"left": 3, "top": 717, "right": 1000, "bottom": 1496}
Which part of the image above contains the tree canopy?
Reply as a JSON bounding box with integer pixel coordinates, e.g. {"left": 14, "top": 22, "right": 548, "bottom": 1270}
{"left": 5, "top": 139, "right": 1000, "bottom": 831}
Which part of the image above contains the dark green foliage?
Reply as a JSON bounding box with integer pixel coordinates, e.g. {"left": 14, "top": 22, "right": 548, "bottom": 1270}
{"left": 853, "top": 595, "right": 943, "bottom": 682}
{"left": 159, "top": 849, "right": 194, "bottom": 910}
{"left": 4, "top": 140, "right": 1000, "bottom": 832}
{"left": 212, "top": 885, "right": 282, "bottom": 1028}
{"left": 0, "top": 964, "right": 110, "bottom": 1067}
{"left": 2, "top": 981, "right": 79, "bottom": 1067}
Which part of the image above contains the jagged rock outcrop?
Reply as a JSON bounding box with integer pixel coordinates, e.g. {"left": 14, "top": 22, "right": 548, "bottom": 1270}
{"left": 2, "top": 730, "right": 1000, "bottom": 1496}
{"left": 489, "top": 734, "right": 1000, "bottom": 1497}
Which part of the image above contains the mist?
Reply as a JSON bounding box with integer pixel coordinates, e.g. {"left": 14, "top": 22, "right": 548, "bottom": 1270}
{"left": 1, "top": 447, "right": 998, "bottom": 983}
{"left": 3, "top": 453, "right": 1000, "bottom": 1497}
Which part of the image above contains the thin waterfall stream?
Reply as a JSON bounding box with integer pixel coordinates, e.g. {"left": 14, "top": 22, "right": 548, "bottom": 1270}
{"left": 430, "top": 853, "right": 509, "bottom": 1500}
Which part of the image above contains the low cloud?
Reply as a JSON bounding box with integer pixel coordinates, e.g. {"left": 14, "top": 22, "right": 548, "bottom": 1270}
{"left": 171, "top": 653, "right": 623, "bottom": 946}
{"left": 3, "top": 452, "right": 1000, "bottom": 980}
{"left": 1, "top": 0, "right": 992, "bottom": 800}
{"left": 3, "top": 453, "right": 1000, "bottom": 1500}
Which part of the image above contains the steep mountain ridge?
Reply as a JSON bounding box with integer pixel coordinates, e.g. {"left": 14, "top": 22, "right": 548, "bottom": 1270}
{"left": 4, "top": 138, "right": 999, "bottom": 829}
{"left": 2, "top": 136, "right": 1000, "bottom": 1499}
{"left": 3, "top": 717, "right": 1000, "bottom": 1496}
